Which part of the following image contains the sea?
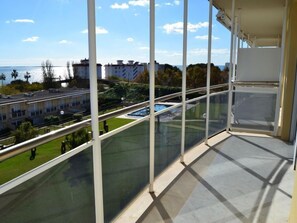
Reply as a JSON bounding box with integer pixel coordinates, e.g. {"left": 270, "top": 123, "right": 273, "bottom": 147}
{"left": 0, "top": 64, "right": 226, "bottom": 85}
{"left": 0, "top": 66, "right": 68, "bottom": 85}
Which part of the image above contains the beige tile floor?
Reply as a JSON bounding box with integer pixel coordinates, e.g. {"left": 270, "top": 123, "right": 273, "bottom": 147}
{"left": 114, "top": 132, "right": 295, "bottom": 223}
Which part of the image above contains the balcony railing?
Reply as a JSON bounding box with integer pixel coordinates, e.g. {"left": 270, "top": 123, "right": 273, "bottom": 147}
{"left": 231, "top": 82, "right": 278, "bottom": 133}
{"left": 0, "top": 83, "right": 227, "bottom": 162}
{"left": 0, "top": 85, "right": 230, "bottom": 222}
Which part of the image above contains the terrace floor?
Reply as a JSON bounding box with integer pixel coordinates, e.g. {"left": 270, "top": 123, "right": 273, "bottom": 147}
{"left": 115, "top": 132, "right": 295, "bottom": 223}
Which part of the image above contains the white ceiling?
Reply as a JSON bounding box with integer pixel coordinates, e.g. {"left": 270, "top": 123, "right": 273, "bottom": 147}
{"left": 213, "top": 0, "right": 286, "bottom": 47}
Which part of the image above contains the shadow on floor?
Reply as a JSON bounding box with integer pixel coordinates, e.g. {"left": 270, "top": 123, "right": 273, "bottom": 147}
{"left": 136, "top": 135, "right": 293, "bottom": 223}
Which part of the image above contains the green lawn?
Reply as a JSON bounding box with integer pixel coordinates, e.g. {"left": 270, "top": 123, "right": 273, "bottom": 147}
{"left": 0, "top": 118, "right": 134, "bottom": 185}
{"left": 99, "top": 117, "right": 134, "bottom": 132}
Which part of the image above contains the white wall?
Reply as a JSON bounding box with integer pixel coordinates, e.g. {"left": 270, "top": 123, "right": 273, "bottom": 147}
{"left": 74, "top": 65, "right": 102, "bottom": 79}
{"left": 104, "top": 64, "right": 145, "bottom": 80}
{"left": 237, "top": 48, "right": 281, "bottom": 82}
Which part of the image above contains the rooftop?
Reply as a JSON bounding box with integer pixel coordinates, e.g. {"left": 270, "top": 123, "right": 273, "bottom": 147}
{"left": 0, "top": 88, "right": 89, "bottom": 106}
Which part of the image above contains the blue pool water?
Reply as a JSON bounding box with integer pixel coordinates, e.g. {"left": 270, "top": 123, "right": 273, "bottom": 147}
{"left": 128, "top": 104, "right": 172, "bottom": 117}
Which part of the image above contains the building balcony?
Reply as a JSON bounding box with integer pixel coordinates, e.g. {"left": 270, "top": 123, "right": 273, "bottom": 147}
{"left": 0, "top": 85, "right": 296, "bottom": 222}
{"left": 1, "top": 0, "right": 297, "bottom": 222}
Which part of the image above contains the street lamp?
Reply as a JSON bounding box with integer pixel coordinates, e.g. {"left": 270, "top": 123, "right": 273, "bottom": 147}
{"left": 60, "top": 110, "right": 64, "bottom": 126}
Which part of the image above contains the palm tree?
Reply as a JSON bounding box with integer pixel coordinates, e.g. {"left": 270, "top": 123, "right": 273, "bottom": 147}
{"left": 0, "top": 73, "right": 6, "bottom": 86}
{"left": 24, "top": 71, "right": 31, "bottom": 83}
{"left": 11, "top": 69, "right": 18, "bottom": 80}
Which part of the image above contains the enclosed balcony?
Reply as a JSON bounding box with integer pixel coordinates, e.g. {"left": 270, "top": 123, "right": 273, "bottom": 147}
{"left": 1, "top": 0, "right": 297, "bottom": 222}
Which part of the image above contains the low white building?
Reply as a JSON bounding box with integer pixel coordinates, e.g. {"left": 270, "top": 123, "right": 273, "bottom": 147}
{"left": 72, "top": 59, "right": 102, "bottom": 79}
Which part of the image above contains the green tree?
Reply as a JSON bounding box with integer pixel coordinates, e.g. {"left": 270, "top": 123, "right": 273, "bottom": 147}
{"left": 68, "top": 79, "right": 78, "bottom": 88}
{"left": 0, "top": 85, "right": 20, "bottom": 95}
{"left": 14, "top": 121, "right": 38, "bottom": 144}
{"left": 9, "top": 79, "right": 27, "bottom": 92}
{"left": 65, "top": 129, "right": 90, "bottom": 149}
{"left": 210, "top": 65, "right": 224, "bottom": 85}
{"left": 73, "top": 113, "right": 83, "bottom": 122}
{"left": 0, "top": 73, "right": 6, "bottom": 86}
{"left": 11, "top": 69, "right": 18, "bottom": 80}
{"left": 135, "top": 65, "right": 182, "bottom": 87}
{"left": 44, "top": 115, "right": 60, "bottom": 125}
{"left": 106, "top": 75, "right": 124, "bottom": 82}
{"left": 42, "top": 60, "right": 56, "bottom": 89}
{"left": 186, "top": 63, "right": 225, "bottom": 88}
{"left": 24, "top": 71, "right": 31, "bottom": 83}
{"left": 66, "top": 61, "right": 72, "bottom": 80}
{"left": 187, "top": 64, "right": 206, "bottom": 88}
{"left": 26, "top": 82, "right": 43, "bottom": 91}
{"left": 134, "top": 70, "right": 149, "bottom": 84}
{"left": 156, "top": 64, "right": 182, "bottom": 87}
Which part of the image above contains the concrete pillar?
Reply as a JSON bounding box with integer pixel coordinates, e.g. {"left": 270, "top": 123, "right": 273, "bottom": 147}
{"left": 280, "top": 0, "right": 297, "bottom": 141}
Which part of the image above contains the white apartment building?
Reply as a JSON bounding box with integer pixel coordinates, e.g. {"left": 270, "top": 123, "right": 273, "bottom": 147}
{"left": 104, "top": 60, "right": 145, "bottom": 81}
{"left": 72, "top": 59, "right": 102, "bottom": 79}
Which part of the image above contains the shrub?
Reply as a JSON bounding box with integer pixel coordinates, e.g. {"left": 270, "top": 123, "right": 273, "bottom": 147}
{"left": 14, "top": 122, "right": 38, "bottom": 144}
{"left": 44, "top": 115, "right": 60, "bottom": 125}
{"left": 65, "top": 129, "right": 90, "bottom": 149}
{"left": 73, "top": 113, "right": 83, "bottom": 122}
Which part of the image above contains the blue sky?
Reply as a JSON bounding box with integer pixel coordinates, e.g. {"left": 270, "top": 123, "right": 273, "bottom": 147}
{"left": 0, "top": 0, "right": 231, "bottom": 67}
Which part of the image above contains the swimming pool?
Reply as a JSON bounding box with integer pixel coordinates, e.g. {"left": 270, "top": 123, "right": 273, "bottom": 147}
{"left": 127, "top": 104, "right": 172, "bottom": 117}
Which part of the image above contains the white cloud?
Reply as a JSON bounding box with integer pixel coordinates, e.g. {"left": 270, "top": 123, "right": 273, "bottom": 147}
{"left": 59, "top": 40, "right": 72, "bottom": 44}
{"left": 5, "top": 20, "right": 10, "bottom": 24}
{"left": 111, "top": 3, "right": 129, "bottom": 9}
{"left": 22, "top": 36, "right": 39, "bottom": 42}
{"left": 96, "top": 27, "right": 109, "bottom": 34}
{"left": 195, "top": 35, "right": 220, "bottom": 40}
{"left": 81, "top": 26, "right": 108, "bottom": 34}
{"left": 127, "top": 37, "right": 134, "bottom": 42}
{"left": 188, "top": 22, "right": 209, "bottom": 31}
{"left": 169, "top": 52, "right": 182, "bottom": 57}
{"left": 189, "top": 48, "right": 229, "bottom": 56}
{"left": 212, "top": 49, "right": 229, "bottom": 54}
{"left": 156, "top": 49, "right": 169, "bottom": 54}
{"left": 164, "top": 0, "right": 180, "bottom": 6}
{"left": 163, "top": 22, "right": 208, "bottom": 34}
{"left": 139, "top": 46, "right": 149, "bottom": 50}
{"left": 174, "top": 0, "right": 180, "bottom": 5}
{"left": 97, "top": 6, "right": 102, "bottom": 9}
{"left": 189, "top": 48, "right": 208, "bottom": 55}
{"left": 13, "top": 19, "right": 35, "bottom": 23}
{"left": 128, "top": 0, "right": 149, "bottom": 7}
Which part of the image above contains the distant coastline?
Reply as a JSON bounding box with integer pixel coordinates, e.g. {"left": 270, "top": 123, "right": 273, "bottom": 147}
{"left": 0, "top": 66, "right": 68, "bottom": 85}
{"left": 176, "top": 65, "right": 225, "bottom": 71}
{"left": 0, "top": 64, "right": 226, "bottom": 86}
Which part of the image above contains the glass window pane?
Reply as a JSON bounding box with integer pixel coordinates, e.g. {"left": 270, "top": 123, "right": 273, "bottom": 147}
{"left": 209, "top": 92, "right": 228, "bottom": 136}
{"left": 185, "top": 98, "right": 206, "bottom": 150}
{"left": 155, "top": 106, "right": 182, "bottom": 177}
{"left": 0, "top": 147, "right": 95, "bottom": 223}
{"left": 101, "top": 121, "right": 149, "bottom": 222}
{"left": 232, "top": 92, "right": 276, "bottom": 131}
